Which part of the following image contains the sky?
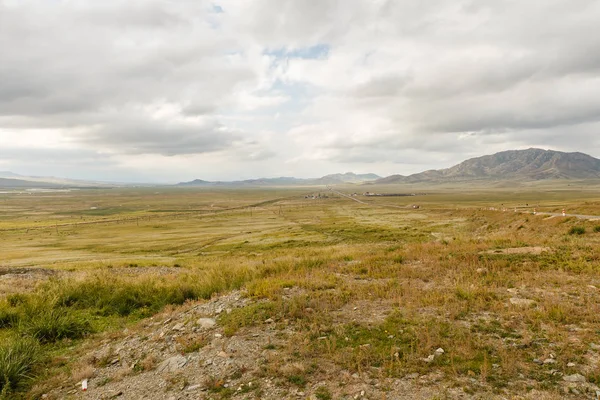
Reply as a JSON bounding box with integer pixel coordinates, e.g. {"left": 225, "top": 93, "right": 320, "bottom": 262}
{"left": 1, "top": 0, "right": 600, "bottom": 183}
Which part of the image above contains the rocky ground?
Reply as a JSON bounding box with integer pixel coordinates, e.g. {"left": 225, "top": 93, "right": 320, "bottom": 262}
{"left": 38, "top": 288, "right": 600, "bottom": 400}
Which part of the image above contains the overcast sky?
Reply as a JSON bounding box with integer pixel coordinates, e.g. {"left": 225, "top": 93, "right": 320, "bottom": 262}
{"left": 1, "top": 0, "right": 600, "bottom": 182}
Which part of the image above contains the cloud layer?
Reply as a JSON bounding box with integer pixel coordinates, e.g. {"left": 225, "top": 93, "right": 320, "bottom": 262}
{"left": 1, "top": 0, "right": 599, "bottom": 181}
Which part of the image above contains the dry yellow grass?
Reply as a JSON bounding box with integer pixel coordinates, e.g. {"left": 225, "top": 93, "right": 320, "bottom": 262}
{"left": 1, "top": 186, "right": 600, "bottom": 397}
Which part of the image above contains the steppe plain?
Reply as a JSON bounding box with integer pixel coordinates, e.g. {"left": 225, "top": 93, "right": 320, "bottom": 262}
{"left": 1, "top": 184, "right": 600, "bottom": 399}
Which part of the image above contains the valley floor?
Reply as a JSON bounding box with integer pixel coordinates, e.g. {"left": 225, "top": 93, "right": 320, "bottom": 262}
{"left": 1, "top": 187, "right": 600, "bottom": 399}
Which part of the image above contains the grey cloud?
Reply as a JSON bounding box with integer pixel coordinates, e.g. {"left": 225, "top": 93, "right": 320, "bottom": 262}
{"left": 0, "top": 0, "right": 260, "bottom": 157}
{"left": 3, "top": 0, "right": 600, "bottom": 179}
{"left": 82, "top": 116, "right": 239, "bottom": 156}
{"left": 292, "top": 0, "right": 600, "bottom": 164}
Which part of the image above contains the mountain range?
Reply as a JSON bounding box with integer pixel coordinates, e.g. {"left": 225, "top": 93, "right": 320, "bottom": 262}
{"left": 177, "top": 172, "right": 382, "bottom": 186}
{"left": 374, "top": 148, "right": 600, "bottom": 184}
{"left": 2, "top": 149, "right": 600, "bottom": 189}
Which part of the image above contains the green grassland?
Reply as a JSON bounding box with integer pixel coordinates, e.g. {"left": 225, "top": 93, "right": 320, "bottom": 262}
{"left": 1, "top": 185, "right": 600, "bottom": 398}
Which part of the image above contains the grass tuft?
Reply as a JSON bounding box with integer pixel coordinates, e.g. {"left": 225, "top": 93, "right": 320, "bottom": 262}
{"left": 20, "top": 308, "right": 92, "bottom": 344}
{"left": 568, "top": 226, "right": 586, "bottom": 235}
{"left": 0, "top": 338, "right": 39, "bottom": 394}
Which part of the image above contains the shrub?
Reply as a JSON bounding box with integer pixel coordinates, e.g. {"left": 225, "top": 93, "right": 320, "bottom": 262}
{"left": 568, "top": 226, "right": 586, "bottom": 235}
{"left": 0, "top": 338, "right": 39, "bottom": 394}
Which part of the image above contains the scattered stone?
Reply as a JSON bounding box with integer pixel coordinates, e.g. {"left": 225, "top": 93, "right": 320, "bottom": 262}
{"left": 197, "top": 318, "right": 216, "bottom": 329}
{"left": 422, "top": 354, "right": 435, "bottom": 363}
{"left": 567, "top": 362, "right": 576, "bottom": 367}
{"left": 186, "top": 384, "right": 201, "bottom": 391}
{"left": 265, "top": 318, "right": 274, "bottom": 323}
{"left": 543, "top": 358, "right": 556, "bottom": 364}
{"left": 434, "top": 348, "right": 445, "bottom": 356}
{"left": 157, "top": 355, "right": 188, "bottom": 373}
{"left": 214, "top": 333, "right": 223, "bottom": 338}
{"left": 217, "top": 351, "right": 229, "bottom": 358}
{"left": 172, "top": 323, "right": 185, "bottom": 331}
{"left": 563, "top": 373, "right": 586, "bottom": 383}
{"left": 509, "top": 297, "right": 535, "bottom": 307}
{"left": 533, "top": 359, "right": 543, "bottom": 365}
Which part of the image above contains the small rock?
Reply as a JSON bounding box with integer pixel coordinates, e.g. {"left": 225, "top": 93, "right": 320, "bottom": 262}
{"left": 543, "top": 358, "right": 556, "bottom": 364}
{"left": 197, "top": 318, "right": 216, "bottom": 329}
{"left": 186, "top": 384, "right": 201, "bottom": 391}
{"left": 567, "top": 362, "right": 576, "bottom": 367}
{"left": 591, "top": 343, "right": 600, "bottom": 351}
{"left": 492, "top": 364, "right": 500, "bottom": 369}
{"left": 434, "top": 348, "right": 445, "bottom": 356}
{"left": 172, "top": 323, "right": 185, "bottom": 331}
{"left": 476, "top": 268, "right": 488, "bottom": 274}
{"left": 533, "top": 359, "right": 543, "bottom": 365}
{"left": 265, "top": 318, "right": 274, "bottom": 323}
{"left": 214, "top": 333, "right": 223, "bottom": 338}
{"left": 563, "top": 373, "right": 586, "bottom": 383}
{"left": 509, "top": 297, "right": 535, "bottom": 307}
{"left": 157, "top": 355, "right": 187, "bottom": 373}
{"left": 217, "top": 351, "right": 229, "bottom": 358}
{"left": 422, "top": 354, "right": 435, "bottom": 363}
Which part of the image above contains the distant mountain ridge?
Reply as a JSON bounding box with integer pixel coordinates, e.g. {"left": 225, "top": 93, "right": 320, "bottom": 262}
{"left": 0, "top": 177, "right": 63, "bottom": 188}
{"left": 376, "top": 148, "right": 600, "bottom": 184}
{"left": 0, "top": 172, "right": 126, "bottom": 188}
{"left": 177, "top": 172, "right": 381, "bottom": 186}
